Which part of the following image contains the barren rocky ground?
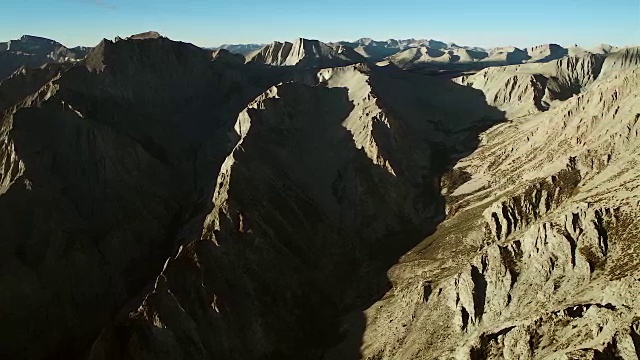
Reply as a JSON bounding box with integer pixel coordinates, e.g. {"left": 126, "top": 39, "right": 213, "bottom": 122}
{"left": 0, "top": 32, "right": 638, "bottom": 360}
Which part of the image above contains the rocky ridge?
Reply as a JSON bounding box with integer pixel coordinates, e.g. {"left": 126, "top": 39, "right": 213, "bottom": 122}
{"left": 341, "top": 46, "right": 640, "bottom": 360}
{"left": 454, "top": 53, "right": 607, "bottom": 118}
{"left": 245, "top": 38, "right": 367, "bottom": 68}
{"left": 86, "top": 61, "right": 505, "bottom": 360}
{"left": 0, "top": 35, "right": 89, "bottom": 80}
{"left": 0, "top": 31, "right": 638, "bottom": 360}
{"left": 0, "top": 34, "right": 287, "bottom": 359}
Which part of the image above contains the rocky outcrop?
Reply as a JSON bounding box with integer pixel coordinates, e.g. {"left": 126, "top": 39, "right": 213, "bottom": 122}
{"left": 455, "top": 68, "right": 551, "bottom": 117}
{"left": 484, "top": 159, "right": 581, "bottom": 241}
{"left": 543, "top": 54, "right": 605, "bottom": 100}
{"left": 353, "top": 201, "right": 639, "bottom": 360}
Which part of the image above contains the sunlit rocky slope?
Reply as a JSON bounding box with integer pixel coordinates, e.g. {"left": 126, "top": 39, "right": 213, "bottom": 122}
{"left": 0, "top": 32, "right": 638, "bottom": 360}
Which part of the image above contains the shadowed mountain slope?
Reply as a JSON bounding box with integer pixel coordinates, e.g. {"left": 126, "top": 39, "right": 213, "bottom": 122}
{"left": 339, "top": 45, "right": 640, "bottom": 360}
{"left": 85, "top": 63, "right": 504, "bottom": 359}
{"left": 1, "top": 31, "right": 638, "bottom": 360}
{"left": 0, "top": 35, "right": 287, "bottom": 360}
{"left": 246, "top": 38, "right": 367, "bottom": 68}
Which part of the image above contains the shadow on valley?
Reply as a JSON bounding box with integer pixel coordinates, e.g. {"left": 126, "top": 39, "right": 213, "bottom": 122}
{"left": 0, "top": 37, "right": 289, "bottom": 360}
{"left": 319, "top": 68, "right": 506, "bottom": 360}
{"left": 90, "top": 67, "right": 507, "bottom": 360}
{"left": 0, "top": 36, "right": 505, "bottom": 360}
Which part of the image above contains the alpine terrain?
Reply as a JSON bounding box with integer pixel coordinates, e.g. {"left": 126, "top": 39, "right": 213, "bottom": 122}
{"left": 0, "top": 30, "right": 638, "bottom": 360}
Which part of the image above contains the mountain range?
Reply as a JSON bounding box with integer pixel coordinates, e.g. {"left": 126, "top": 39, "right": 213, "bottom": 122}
{"left": 0, "top": 35, "right": 89, "bottom": 80}
{"left": 0, "top": 31, "right": 639, "bottom": 360}
{"left": 215, "top": 37, "right": 623, "bottom": 71}
{"left": 1, "top": 34, "right": 625, "bottom": 81}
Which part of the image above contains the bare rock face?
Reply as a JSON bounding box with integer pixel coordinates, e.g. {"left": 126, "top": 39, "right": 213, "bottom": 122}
{"left": 455, "top": 68, "right": 550, "bottom": 118}
{"left": 387, "top": 43, "right": 576, "bottom": 71}
{"left": 0, "top": 35, "right": 284, "bottom": 360}
{"left": 0, "top": 35, "right": 89, "bottom": 80}
{"left": 1, "top": 31, "right": 639, "bottom": 360}
{"left": 245, "top": 38, "right": 366, "bottom": 68}
{"left": 599, "top": 46, "right": 640, "bottom": 77}
{"left": 525, "top": 43, "right": 569, "bottom": 63}
{"left": 215, "top": 43, "right": 264, "bottom": 55}
{"left": 86, "top": 64, "right": 504, "bottom": 360}
{"left": 343, "top": 48, "right": 640, "bottom": 360}
{"left": 454, "top": 53, "right": 606, "bottom": 118}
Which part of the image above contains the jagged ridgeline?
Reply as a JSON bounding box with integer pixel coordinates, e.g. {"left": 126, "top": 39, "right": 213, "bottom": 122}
{"left": 0, "top": 35, "right": 89, "bottom": 80}
{"left": 0, "top": 30, "right": 639, "bottom": 360}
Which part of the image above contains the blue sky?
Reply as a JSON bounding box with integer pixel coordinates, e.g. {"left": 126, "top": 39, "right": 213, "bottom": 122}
{"left": 2, "top": 0, "right": 638, "bottom": 48}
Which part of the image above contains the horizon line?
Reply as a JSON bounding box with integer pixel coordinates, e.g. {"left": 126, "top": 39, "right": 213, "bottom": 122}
{"left": 3, "top": 32, "right": 639, "bottom": 51}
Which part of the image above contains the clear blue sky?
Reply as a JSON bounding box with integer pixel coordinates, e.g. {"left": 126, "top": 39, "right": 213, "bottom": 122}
{"left": 1, "top": 0, "right": 638, "bottom": 48}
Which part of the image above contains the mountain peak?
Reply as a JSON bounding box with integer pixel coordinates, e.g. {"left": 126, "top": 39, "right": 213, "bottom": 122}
{"left": 127, "top": 31, "right": 163, "bottom": 40}
{"left": 83, "top": 35, "right": 207, "bottom": 73}
{"left": 246, "top": 37, "right": 365, "bottom": 68}
{"left": 0, "top": 35, "right": 86, "bottom": 80}
{"left": 18, "top": 35, "right": 59, "bottom": 45}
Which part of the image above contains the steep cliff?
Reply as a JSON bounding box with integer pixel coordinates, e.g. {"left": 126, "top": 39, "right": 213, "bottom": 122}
{"left": 343, "top": 47, "right": 640, "bottom": 360}
{"left": 86, "top": 63, "right": 504, "bottom": 360}
{"left": 0, "top": 35, "right": 283, "bottom": 360}
{"left": 0, "top": 35, "right": 89, "bottom": 80}
{"left": 1, "top": 31, "right": 638, "bottom": 360}
{"left": 454, "top": 53, "right": 607, "bottom": 118}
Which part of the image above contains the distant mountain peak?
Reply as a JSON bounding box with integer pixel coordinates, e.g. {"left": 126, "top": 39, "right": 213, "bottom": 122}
{"left": 18, "top": 35, "right": 60, "bottom": 44}
{"left": 127, "top": 31, "right": 163, "bottom": 40}
{"left": 212, "top": 48, "right": 245, "bottom": 63}
{"left": 246, "top": 37, "right": 365, "bottom": 68}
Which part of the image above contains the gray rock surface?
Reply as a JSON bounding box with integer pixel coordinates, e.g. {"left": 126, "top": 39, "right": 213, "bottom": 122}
{"left": 86, "top": 62, "right": 504, "bottom": 360}
{"left": 213, "top": 43, "right": 264, "bottom": 55}
{"left": 0, "top": 35, "right": 89, "bottom": 80}
{"left": 454, "top": 52, "right": 607, "bottom": 117}
{"left": 211, "top": 48, "right": 245, "bottom": 63}
{"left": 0, "top": 30, "right": 638, "bottom": 360}
{"left": 333, "top": 45, "right": 640, "bottom": 360}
